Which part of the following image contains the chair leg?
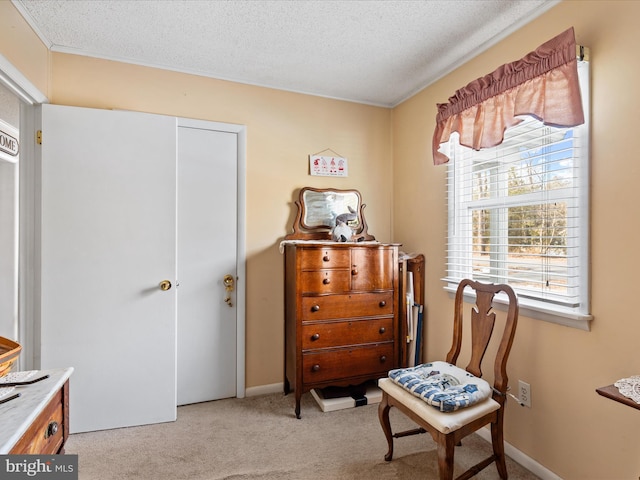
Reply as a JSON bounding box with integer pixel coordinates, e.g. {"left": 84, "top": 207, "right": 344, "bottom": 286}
{"left": 436, "top": 433, "right": 456, "bottom": 480}
{"left": 491, "top": 416, "right": 508, "bottom": 479}
{"left": 377, "top": 393, "right": 394, "bottom": 461}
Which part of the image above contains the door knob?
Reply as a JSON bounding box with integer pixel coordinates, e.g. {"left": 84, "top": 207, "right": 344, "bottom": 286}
{"left": 223, "top": 274, "right": 235, "bottom": 307}
{"left": 223, "top": 275, "right": 235, "bottom": 291}
{"left": 159, "top": 280, "right": 172, "bottom": 291}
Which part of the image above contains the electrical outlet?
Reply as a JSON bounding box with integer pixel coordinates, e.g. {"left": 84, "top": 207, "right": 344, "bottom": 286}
{"left": 519, "top": 380, "right": 531, "bottom": 408}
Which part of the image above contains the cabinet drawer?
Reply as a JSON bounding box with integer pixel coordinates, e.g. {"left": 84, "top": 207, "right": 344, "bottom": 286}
{"left": 299, "top": 248, "right": 350, "bottom": 270}
{"left": 299, "top": 270, "right": 351, "bottom": 294}
{"left": 301, "top": 291, "right": 394, "bottom": 320}
{"left": 302, "top": 317, "right": 394, "bottom": 350}
{"left": 351, "top": 247, "right": 395, "bottom": 291}
{"left": 302, "top": 343, "right": 394, "bottom": 383}
{"left": 10, "top": 390, "right": 64, "bottom": 454}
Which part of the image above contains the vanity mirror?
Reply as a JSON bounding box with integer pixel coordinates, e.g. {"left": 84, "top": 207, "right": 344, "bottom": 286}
{"left": 285, "top": 187, "right": 375, "bottom": 241}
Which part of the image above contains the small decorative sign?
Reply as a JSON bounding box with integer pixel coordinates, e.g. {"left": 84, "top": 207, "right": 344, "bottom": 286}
{"left": 309, "top": 155, "right": 348, "bottom": 177}
{"left": 0, "top": 129, "right": 19, "bottom": 156}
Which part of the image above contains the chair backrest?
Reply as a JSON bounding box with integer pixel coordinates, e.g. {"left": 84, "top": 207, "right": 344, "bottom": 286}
{"left": 445, "top": 279, "right": 519, "bottom": 399}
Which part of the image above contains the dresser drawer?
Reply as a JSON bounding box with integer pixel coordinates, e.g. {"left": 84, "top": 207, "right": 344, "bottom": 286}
{"left": 299, "top": 270, "right": 351, "bottom": 294}
{"left": 351, "top": 247, "right": 395, "bottom": 291}
{"left": 302, "top": 317, "right": 394, "bottom": 350}
{"left": 299, "top": 248, "right": 351, "bottom": 270}
{"left": 10, "top": 390, "right": 64, "bottom": 454}
{"left": 301, "top": 291, "right": 394, "bottom": 320}
{"left": 302, "top": 343, "right": 394, "bottom": 383}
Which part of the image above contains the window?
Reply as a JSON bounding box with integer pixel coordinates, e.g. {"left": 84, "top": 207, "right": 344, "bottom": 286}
{"left": 443, "top": 60, "right": 591, "bottom": 329}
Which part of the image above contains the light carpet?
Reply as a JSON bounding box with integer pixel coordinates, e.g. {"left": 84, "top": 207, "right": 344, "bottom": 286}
{"left": 65, "top": 391, "right": 540, "bottom": 479}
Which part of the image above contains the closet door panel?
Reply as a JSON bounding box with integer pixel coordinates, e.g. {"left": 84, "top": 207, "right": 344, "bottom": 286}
{"left": 39, "top": 104, "right": 177, "bottom": 433}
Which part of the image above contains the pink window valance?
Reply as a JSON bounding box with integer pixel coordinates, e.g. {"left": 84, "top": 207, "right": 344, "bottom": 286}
{"left": 432, "top": 27, "right": 585, "bottom": 165}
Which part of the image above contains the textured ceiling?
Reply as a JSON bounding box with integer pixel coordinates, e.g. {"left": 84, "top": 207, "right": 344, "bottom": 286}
{"left": 13, "top": 0, "right": 558, "bottom": 107}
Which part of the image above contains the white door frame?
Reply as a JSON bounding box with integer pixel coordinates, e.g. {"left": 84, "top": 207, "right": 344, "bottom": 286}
{"left": 0, "top": 55, "right": 246, "bottom": 399}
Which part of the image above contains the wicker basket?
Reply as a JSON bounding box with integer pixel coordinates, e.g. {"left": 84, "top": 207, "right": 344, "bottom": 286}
{"left": 0, "top": 336, "right": 21, "bottom": 377}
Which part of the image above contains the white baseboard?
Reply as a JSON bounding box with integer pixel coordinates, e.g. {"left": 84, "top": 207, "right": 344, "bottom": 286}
{"left": 476, "top": 427, "right": 562, "bottom": 480}
{"left": 245, "top": 382, "right": 283, "bottom": 397}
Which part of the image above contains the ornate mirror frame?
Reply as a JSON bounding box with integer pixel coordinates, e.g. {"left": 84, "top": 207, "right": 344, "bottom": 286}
{"left": 284, "top": 187, "right": 375, "bottom": 241}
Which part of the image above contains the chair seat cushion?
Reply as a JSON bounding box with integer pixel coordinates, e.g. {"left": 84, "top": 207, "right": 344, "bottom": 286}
{"left": 387, "top": 361, "right": 493, "bottom": 412}
{"left": 378, "top": 377, "right": 500, "bottom": 434}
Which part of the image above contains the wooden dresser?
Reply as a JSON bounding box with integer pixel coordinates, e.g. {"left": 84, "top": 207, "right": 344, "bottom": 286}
{"left": 284, "top": 242, "right": 400, "bottom": 418}
{"left": 0, "top": 368, "right": 73, "bottom": 454}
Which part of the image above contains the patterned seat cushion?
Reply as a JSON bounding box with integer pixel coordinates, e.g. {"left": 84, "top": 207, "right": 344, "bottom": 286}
{"left": 388, "top": 361, "right": 492, "bottom": 412}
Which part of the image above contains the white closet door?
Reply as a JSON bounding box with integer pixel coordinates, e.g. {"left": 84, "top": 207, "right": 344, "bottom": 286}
{"left": 177, "top": 125, "right": 237, "bottom": 405}
{"left": 40, "top": 104, "right": 177, "bottom": 433}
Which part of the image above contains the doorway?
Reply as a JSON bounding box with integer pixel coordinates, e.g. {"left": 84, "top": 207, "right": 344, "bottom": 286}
{"left": 0, "top": 85, "right": 20, "bottom": 343}
{"left": 0, "top": 58, "right": 246, "bottom": 433}
{"left": 36, "top": 105, "right": 246, "bottom": 432}
{"left": 177, "top": 120, "right": 240, "bottom": 405}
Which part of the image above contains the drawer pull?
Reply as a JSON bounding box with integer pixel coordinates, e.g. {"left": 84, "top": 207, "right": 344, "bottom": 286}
{"left": 379, "top": 327, "right": 386, "bottom": 334}
{"left": 45, "top": 421, "right": 59, "bottom": 439}
{"left": 323, "top": 278, "right": 331, "bottom": 285}
{"left": 380, "top": 355, "right": 387, "bottom": 363}
{"left": 351, "top": 268, "right": 358, "bottom": 275}
{"left": 312, "top": 364, "right": 321, "bottom": 372}
{"left": 311, "top": 333, "right": 320, "bottom": 341}
{"left": 311, "top": 305, "right": 320, "bottom": 312}
{"left": 379, "top": 300, "right": 386, "bottom": 307}
{"left": 323, "top": 255, "right": 330, "bottom": 262}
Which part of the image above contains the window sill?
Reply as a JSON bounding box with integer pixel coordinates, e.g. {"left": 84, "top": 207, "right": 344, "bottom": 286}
{"left": 444, "top": 284, "right": 593, "bottom": 331}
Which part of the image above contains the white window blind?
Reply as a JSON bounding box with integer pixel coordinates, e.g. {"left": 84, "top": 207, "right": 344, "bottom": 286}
{"left": 444, "top": 60, "right": 590, "bottom": 325}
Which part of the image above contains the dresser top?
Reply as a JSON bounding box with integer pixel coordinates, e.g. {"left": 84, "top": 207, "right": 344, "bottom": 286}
{"left": 0, "top": 367, "right": 73, "bottom": 453}
{"left": 279, "top": 240, "right": 401, "bottom": 253}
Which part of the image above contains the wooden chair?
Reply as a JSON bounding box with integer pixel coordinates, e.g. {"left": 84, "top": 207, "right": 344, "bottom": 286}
{"left": 378, "top": 279, "right": 519, "bottom": 480}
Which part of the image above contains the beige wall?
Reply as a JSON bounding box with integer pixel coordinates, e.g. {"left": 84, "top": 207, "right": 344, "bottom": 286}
{"left": 0, "top": 2, "right": 393, "bottom": 390}
{"left": 0, "top": 2, "right": 49, "bottom": 96}
{"left": 3, "top": 0, "right": 640, "bottom": 478}
{"left": 46, "top": 54, "right": 393, "bottom": 389}
{"left": 393, "top": 1, "right": 640, "bottom": 479}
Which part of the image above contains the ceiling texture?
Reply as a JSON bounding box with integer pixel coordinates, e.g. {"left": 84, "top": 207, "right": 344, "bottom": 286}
{"left": 13, "top": 0, "right": 558, "bottom": 107}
